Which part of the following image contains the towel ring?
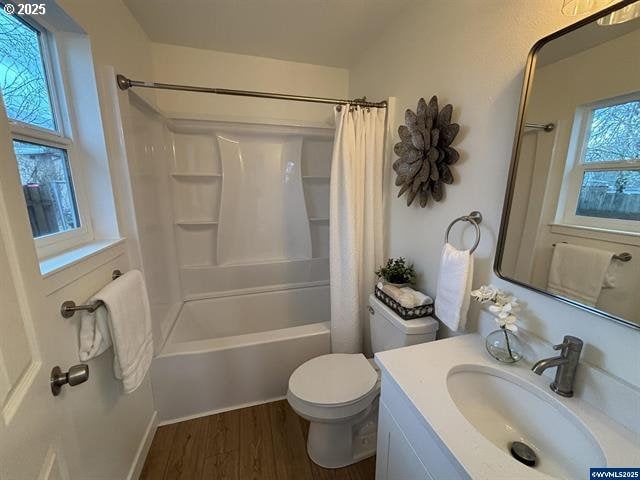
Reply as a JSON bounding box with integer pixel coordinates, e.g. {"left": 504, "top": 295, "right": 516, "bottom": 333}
{"left": 445, "top": 211, "right": 482, "bottom": 253}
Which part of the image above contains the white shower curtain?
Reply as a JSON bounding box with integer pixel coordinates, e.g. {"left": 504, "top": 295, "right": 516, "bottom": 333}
{"left": 330, "top": 105, "right": 386, "bottom": 354}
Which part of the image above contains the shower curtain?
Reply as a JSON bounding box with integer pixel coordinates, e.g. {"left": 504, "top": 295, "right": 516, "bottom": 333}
{"left": 330, "top": 105, "right": 386, "bottom": 354}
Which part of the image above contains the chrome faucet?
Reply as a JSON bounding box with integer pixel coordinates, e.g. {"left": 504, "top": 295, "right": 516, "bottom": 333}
{"left": 531, "top": 335, "right": 583, "bottom": 397}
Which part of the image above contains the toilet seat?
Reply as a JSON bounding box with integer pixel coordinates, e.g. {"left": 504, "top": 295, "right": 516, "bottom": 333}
{"left": 287, "top": 354, "right": 380, "bottom": 422}
{"left": 290, "top": 353, "right": 377, "bottom": 406}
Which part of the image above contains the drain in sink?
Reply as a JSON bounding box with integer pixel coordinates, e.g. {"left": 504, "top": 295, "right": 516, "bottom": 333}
{"left": 510, "top": 441, "right": 537, "bottom": 467}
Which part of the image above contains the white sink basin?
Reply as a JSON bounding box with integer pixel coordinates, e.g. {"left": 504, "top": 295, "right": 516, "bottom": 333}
{"left": 447, "top": 364, "right": 606, "bottom": 478}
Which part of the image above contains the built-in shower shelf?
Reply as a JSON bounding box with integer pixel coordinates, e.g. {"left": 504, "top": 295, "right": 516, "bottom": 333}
{"left": 175, "top": 220, "right": 219, "bottom": 226}
{"left": 171, "top": 172, "right": 222, "bottom": 178}
{"left": 302, "top": 175, "right": 330, "bottom": 180}
{"left": 309, "top": 217, "right": 329, "bottom": 222}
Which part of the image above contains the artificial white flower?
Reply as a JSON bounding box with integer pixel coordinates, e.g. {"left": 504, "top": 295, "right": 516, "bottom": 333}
{"left": 495, "top": 292, "right": 519, "bottom": 308}
{"left": 471, "top": 284, "right": 519, "bottom": 331}
{"left": 500, "top": 315, "right": 518, "bottom": 332}
{"left": 488, "top": 303, "right": 518, "bottom": 331}
{"left": 470, "top": 284, "right": 499, "bottom": 303}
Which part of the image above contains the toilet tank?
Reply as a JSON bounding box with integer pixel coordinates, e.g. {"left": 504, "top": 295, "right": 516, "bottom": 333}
{"left": 369, "top": 294, "right": 439, "bottom": 354}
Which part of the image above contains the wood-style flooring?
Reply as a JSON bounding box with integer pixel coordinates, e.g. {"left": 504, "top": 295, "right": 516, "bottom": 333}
{"left": 140, "top": 400, "right": 376, "bottom": 480}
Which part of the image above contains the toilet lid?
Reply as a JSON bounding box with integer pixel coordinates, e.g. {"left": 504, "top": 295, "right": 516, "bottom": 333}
{"left": 289, "top": 354, "right": 378, "bottom": 406}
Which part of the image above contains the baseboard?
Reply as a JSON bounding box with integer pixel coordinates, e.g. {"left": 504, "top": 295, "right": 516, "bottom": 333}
{"left": 158, "top": 395, "right": 286, "bottom": 426}
{"left": 127, "top": 410, "right": 158, "bottom": 480}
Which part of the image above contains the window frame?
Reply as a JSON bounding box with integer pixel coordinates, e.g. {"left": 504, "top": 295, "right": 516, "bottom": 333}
{"left": 1, "top": 5, "right": 94, "bottom": 257}
{"left": 558, "top": 91, "right": 640, "bottom": 233}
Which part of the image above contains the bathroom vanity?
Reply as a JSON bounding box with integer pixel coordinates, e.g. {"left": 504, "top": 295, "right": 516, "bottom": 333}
{"left": 374, "top": 335, "right": 640, "bottom": 480}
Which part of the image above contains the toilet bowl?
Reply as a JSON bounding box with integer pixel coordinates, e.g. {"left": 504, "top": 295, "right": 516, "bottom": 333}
{"left": 287, "top": 294, "right": 438, "bottom": 468}
{"left": 287, "top": 354, "right": 381, "bottom": 468}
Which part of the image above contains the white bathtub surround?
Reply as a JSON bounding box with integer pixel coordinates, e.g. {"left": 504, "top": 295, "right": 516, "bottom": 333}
{"left": 217, "top": 134, "right": 311, "bottom": 265}
{"left": 166, "top": 119, "right": 333, "bottom": 299}
{"left": 330, "top": 106, "right": 386, "bottom": 353}
{"left": 435, "top": 243, "right": 474, "bottom": 332}
{"left": 152, "top": 286, "right": 330, "bottom": 422}
{"left": 375, "top": 335, "right": 640, "bottom": 479}
{"left": 114, "top": 89, "right": 184, "bottom": 352}
{"left": 79, "top": 270, "right": 153, "bottom": 393}
{"left": 120, "top": 101, "right": 335, "bottom": 422}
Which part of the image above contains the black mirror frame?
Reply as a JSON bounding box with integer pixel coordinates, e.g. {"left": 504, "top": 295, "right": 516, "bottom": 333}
{"left": 494, "top": 0, "right": 640, "bottom": 331}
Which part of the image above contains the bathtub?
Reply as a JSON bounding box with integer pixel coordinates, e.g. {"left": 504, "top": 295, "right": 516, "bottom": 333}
{"left": 151, "top": 285, "right": 331, "bottom": 422}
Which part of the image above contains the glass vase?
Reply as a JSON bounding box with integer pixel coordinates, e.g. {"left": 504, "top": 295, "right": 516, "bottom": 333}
{"left": 485, "top": 327, "right": 522, "bottom": 363}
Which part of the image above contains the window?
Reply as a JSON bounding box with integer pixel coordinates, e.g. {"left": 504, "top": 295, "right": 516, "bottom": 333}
{"left": 0, "top": 7, "right": 55, "bottom": 130}
{"left": 560, "top": 94, "right": 640, "bottom": 232}
{"left": 0, "top": 6, "right": 92, "bottom": 255}
{"left": 13, "top": 140, "right": 80, "bottom": 237}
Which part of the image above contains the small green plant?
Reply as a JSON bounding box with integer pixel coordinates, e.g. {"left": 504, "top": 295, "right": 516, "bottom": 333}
{"left": 375, "top": 257, "right": 416, "bottom": 285}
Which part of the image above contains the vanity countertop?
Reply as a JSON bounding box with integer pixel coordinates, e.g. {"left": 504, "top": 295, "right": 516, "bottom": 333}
{"left": 374, "top": 334, "right": 640, "bottom": 479}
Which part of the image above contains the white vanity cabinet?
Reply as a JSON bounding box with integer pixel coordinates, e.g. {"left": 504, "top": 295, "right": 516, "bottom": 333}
{"left": 375, "top": 373, "right": 469, "bottom": 480}
{"left": 376, "top": 400, "right": 432, "bottom": 479}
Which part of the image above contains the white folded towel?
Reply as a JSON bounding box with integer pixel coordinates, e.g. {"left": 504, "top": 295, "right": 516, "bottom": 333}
{"left": 79, "top": 270, "right": 153, "bottom": 393}
{"left": 377, "top": 282, "right": 433, "bottom": 308}
{"left": 435, "top": 243, "right": 474, "bottom": 331}
{"left": 79, "top": 303, "right": 112, "bottom": 360}
{"left": 404, "top": 287, "right": 433, "bottom": 307}
{"left": 547, "top": 243, "right": 614, "bottom": 306}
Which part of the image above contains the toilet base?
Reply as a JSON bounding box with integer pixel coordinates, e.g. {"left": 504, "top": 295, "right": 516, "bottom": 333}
{"left": 306, "top": 402, "right": 378, "bottom": 469}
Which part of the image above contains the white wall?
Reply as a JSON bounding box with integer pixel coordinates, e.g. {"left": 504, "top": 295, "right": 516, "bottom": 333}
{"left": 349, "top": 0, "right": 640, "bottom": 389}
{"left": 150, "top": 43, "right": 349, "bottom": 126}
{"left": 58, "top": 0, "right": 154, "bottom": 86}
{"left": 57, "top": 0, "right": 157, "bottom": 273}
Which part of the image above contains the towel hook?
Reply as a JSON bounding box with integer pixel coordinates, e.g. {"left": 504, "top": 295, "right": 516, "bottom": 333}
{"left": 445, "top": 211, "right": 482, "bottom": 253}
{"left": 60, "top": 270, "right": 123, "bottom": 318}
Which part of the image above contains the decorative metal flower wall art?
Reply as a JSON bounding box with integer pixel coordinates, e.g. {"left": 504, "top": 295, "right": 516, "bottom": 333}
{"left": 393, "top": 96, "right": 460, "bottom": 207}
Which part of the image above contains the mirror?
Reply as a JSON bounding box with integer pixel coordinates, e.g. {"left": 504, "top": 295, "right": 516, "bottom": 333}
{"left": 496, "top": 0, "right": 640, "bottom": 329}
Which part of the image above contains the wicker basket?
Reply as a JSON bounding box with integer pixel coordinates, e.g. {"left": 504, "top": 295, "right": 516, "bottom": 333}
{"left": 374, "top": 286, "right": 433, "bottom": 320}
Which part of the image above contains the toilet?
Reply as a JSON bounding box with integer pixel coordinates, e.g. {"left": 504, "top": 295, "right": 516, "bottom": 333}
{"left": 287, "top": 293, "right": 439, "bottom": 468}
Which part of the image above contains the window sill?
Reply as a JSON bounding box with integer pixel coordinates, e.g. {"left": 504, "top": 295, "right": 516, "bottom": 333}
{"left": 40, "top": 239, "right": 125, "bottom": 277}
{"left": 549, "top": 223, "right": 640, "bottom": 246}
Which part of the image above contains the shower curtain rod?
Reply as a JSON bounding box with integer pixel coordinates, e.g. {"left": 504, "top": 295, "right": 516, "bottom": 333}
{"left": 116, "top": 74, "right": 387, "bottom": 109}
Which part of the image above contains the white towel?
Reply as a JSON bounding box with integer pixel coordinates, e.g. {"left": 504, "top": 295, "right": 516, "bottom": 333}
{"left": 435, "top": 243, "right": 474, "bottom": 331}
{"left": 377, "top": 282, "right": 433, "bottom": 308}
{"left": 406, "top": 288, "right": 433, "bottom": 307}
{"left": 79, "top": 304, "right": 111, "bottom": 360}
{"left": 547, "top": 243, "right": 614, "bottom": 306}
{"left": 79, "top": 270, "right": 153, "bottom": 393}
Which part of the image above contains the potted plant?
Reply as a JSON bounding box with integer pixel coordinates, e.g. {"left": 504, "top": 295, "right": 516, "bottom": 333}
{"left": 375, "top": 257, "right": 416, "bottom": 287}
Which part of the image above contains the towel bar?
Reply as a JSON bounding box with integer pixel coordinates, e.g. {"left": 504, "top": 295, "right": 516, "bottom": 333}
{"left": 552, "top": 243, "right": 631, "bottom": 262}
{"left": 60, "top": 270, "right": 123, "bottom": 318}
